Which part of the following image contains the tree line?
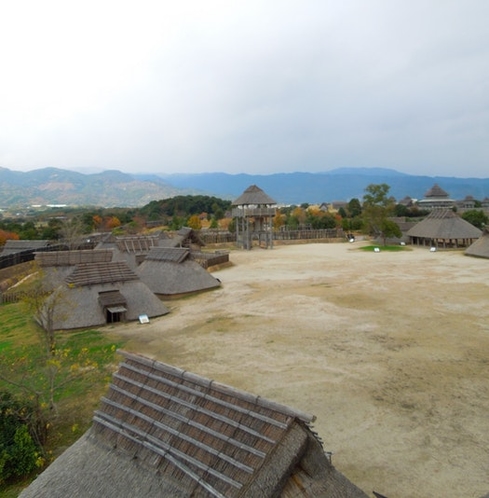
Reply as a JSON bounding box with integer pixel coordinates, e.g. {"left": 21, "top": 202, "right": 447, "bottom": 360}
{"left": 0, "top": 187, "right": 487, "bottom": 247}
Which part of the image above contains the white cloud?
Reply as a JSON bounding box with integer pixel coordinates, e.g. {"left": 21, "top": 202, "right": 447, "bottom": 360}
{"left": 1, "top": 0, "right": 489, "bottom": 177}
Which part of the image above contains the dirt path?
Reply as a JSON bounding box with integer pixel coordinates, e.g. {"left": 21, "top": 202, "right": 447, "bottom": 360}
{"left": 108, "top": 242, "right": 489, "bottom": 498}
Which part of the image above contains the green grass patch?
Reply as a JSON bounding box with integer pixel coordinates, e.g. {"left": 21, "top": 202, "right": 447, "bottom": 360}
{"left": 0, "top": 302, "right": 125, "bottom": 495}
{"left": 359, "top": 244, "right": 410, "bottom": 252}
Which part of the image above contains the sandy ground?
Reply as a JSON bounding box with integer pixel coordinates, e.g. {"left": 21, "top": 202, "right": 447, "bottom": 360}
{"left": 108, "top": 242, "right": 489, "bottom": 498}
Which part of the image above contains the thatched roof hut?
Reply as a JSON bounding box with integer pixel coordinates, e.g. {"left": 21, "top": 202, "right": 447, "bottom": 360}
{"left": 38, "top": 261, "right": 169, "bottom": 330}
{"left": 1, "top": 239, "right": 50, "bottom": 255}
{"left": 465, "top": 228, "right": 489, "bottom": 259}
{"left": 407, "top": 209, "right": 482, "bottom": 248}
{"left": 136, "top": 247, "right": 221, "bottom": 298}
{"left": 19, "top": 352, "right": 368, "bottom": 498}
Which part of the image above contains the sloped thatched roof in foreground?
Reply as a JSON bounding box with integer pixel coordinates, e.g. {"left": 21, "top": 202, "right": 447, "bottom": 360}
{"left": 465, "top": 228, "right": 489, "bottom": 259}
{"left": 406, "top": 209, "right": 482, "bottom": 240}
{"left": 20, "top": 352, "right": 368, "bottom": 498}
{"left": 136, "top": 248, "right": 221, "bottom": 297}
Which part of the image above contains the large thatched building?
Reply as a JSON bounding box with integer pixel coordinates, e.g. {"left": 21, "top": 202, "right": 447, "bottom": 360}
{"left": 416, "top": 184, "right": 455, "bottom": 210}
{"left": 232, "top": 185, "right": 277, "bottom": 250}
{"left": 136, "top": 247, "right": 221, "bottom": 298}
{"left": 35, "top": 253, "right": 169, "bottom": 329}
{"left": 406, "top": 209, "right": 482, "bottom": 248}
{"left": 465, "top": 228, "right": 489, "bottom": 259}
{"left": 19, "top": 351, "right": 368, "bottom": 498}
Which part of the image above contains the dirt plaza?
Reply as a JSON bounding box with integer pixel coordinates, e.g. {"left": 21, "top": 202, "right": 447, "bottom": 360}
{"left": 110, "top": 241, "right": 489, "bottom": 498}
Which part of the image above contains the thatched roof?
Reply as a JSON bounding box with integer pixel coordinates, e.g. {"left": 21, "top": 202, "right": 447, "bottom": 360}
{"left": 136, "top": 250, "right": 221, "bottom": 297}
{"left": 115, "top": 235, "right": 161, "bottom": 253}
{"left": 65, "top": 261, "right": 139, "bottom": 286}
{"left": 424, "top": 183, "right": 450, "bottom": 198}
{"left": 145, "top": 247, "right": 190, "bottom": 263}
{"left": 39, "top": 280, "right": 169, "bottom": 330}
{"left": 406, "top": 209, "right": 482, "bottom": 240}
{"left": 35, "top": 250, "right": 113, "bottom": 267}
{"left": 35, "top": 259, "right": 169, "bottom": 330}
{"left": 232, "top": 185, "right": 277, "bottom": 206}
{"left": 19, "top": 352, "right": 368, "bottom": 498}
{"left": 465, "top": 228, "right": 489, "bottom": 259}
{"left": 1, "top": 239, "right": 50, "bottom": 255}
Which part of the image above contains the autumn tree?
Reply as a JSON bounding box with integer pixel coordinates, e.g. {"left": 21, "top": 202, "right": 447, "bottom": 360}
{"left": 0, "top": 229, "right": 19, "bottom": 246}
{"left": 187, "top": 214, "right": 202, "bottom": 230}
{"left": 362, "top": 183, "right": 401, "bottom": 245}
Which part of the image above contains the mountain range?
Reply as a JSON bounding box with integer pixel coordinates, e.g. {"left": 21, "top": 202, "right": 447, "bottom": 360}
{"left": 1, "top": 166, "right": 488, "bottom": 208}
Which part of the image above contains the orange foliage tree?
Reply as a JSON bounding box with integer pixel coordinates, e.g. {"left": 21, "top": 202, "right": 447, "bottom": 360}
{"left": 0, "top": 229, "right": 20, "bottom": 246}
{"left": 187, "top": 215, "right": 202, "bottom": 230}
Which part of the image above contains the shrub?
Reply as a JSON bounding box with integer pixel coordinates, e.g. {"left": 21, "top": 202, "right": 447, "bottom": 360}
{"left": 0, "top": 391, "right": 42, "bottom": 484}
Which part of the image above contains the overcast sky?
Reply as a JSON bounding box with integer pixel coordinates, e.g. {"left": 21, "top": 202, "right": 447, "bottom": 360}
{"left": 1, "top": 1, "right": 488, "bottom": 178}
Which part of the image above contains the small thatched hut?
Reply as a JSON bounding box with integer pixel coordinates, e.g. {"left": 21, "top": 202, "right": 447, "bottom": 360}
{"left": 19, "top": 351, "right": 368, "bottom": 498}
{"left": 37, "top": 261, "right": 169, "bottom": 330}
{"left": 136, "top": 247, "right": 221, "bottom": 298}
{"left": 407, "top": 209, "right": 482, "bottom": 248}
{"left": 465, "top": 228, "right": 489, "bottom": 259}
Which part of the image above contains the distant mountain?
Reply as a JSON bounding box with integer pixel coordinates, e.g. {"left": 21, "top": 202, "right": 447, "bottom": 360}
{"left": 158, "top": 170, "right": 489, "bottom": 204}
{"left": 1, "top": 166, "right": 488, "bottom": 208}
{"left": 0, "top": 167, "right": 194, "bottom": 208}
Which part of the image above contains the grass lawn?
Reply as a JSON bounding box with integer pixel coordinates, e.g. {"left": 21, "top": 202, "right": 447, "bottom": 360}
{"left": 0, "top": 302, "right": 125, "bottom": 496}
{"left": 358, "top": 244, "right": 410, "bottom": 252}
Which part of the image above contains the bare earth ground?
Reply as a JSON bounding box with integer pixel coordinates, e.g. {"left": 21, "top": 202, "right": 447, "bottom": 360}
{"left": 108, "top": 242, "right": 489, "bottom": 498}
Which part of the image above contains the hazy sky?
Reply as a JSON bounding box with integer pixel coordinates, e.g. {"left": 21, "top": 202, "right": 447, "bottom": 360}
{"left": 1, "top": 1, "right": 488, "bottom": 177}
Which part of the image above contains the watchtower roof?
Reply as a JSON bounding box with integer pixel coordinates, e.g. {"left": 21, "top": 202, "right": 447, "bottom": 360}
{"left": 232, "top": 185, "right": 277, "bottom": 206}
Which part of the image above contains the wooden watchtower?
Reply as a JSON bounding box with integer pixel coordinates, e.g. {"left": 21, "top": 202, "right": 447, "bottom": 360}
{"left": 232, "top": 185, "right": 277, "bottom": 250}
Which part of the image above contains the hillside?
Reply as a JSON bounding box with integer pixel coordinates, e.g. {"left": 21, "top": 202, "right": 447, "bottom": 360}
{"left": 1, "top": 166, "right": 488, "bottom": 208}
{"left": 0, "top": 167, "right": 192, "bottom": 208}
{"left": 158, "top": 169, "right": 489, "bottom": 205}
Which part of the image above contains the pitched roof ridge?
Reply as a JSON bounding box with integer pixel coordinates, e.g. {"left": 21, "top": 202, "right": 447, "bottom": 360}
{"left": 117, "top": 350, "right": 315, "bottom": 423}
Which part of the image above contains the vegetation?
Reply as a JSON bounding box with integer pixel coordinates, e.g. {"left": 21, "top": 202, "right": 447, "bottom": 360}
{"left": 359, "top": 244, "right": 409, "bottom": 252}
{"left": 0, "top": 302, "right": 123, "bottom": 490}
{"left": 461, "top": 209, "right": 488, "bottom": 230}
{"left": 1, "top": 190, "right": 487, "bottom": 251}
{"left": 362, "top": 183, "right": 402, "bottom": 245}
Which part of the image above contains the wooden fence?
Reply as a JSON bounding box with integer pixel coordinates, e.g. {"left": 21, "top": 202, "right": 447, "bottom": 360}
{"left": 190, "top": 251, "right": 230, "bottom": 269}
{"left": 0, "top": 290, "right": 24, "bottom": 304}
{"left": 200, "top": 229, "right": 344, "bottom": 245}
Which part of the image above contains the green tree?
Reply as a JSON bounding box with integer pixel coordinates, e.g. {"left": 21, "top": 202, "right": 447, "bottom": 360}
{"left": 0, "top": 391, "right": 43, "bottom": 484}
{"left": 461, "top": 209, "right": 488, "bottom": 229}
{"left": 362, "top": 183, "right": 401, "bottom": 245}
{"left": 348, "top": 198, "right": 362, "bottom": 218}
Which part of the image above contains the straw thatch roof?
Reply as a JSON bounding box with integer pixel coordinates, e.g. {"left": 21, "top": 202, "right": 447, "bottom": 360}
{"left": 38, "top": 261, "right": 169, "bottom": 330}
{"left": 136, "top": 247, "right": 221, "bottom": 297}
{"left": 406, "top": 209, "right": 482, "bottom": 241}
{"left": 424, "top": 184, "right": 449, "bottom": 198}
{"left": 115, "top": 235, "right": 161, "bottom": 253}
{"left": 19, "top": 352, "right": 368, "bottom": 498}
{"left": 232, "top": 185, "right": 277, "bottom": 206}
{"left": 1, "top": 239, "right": 50, "bottom": 255}
{"left": 465, "top": 228, "right": 489, "bottom": 259}
{"left": 35, "top": 249, "right": 113, "bottom": 267}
